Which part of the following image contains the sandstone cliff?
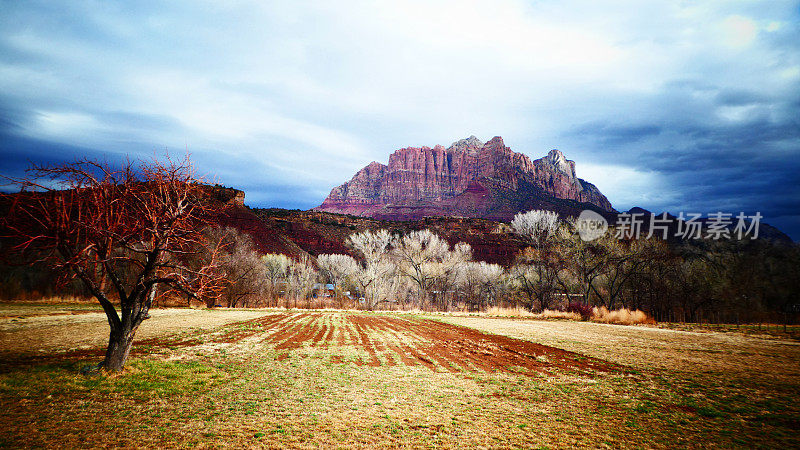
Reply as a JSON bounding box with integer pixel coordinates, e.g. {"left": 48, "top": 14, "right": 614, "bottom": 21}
{"left": 316, "top": 136, "right": 614, "bottom": 221}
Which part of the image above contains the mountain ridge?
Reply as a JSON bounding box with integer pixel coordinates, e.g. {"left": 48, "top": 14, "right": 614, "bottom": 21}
{"left": 315, "top": 135, "right": 614, "bottom": 221}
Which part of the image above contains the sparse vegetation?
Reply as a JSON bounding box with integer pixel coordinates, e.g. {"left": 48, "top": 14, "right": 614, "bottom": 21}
{"left": 1, "top": 307, "right": 798, "bottom": 447}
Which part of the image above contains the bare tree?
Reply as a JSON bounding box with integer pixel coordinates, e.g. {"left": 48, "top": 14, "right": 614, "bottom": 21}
{"left": 559, "top": 224, "right": 612, "bottom": 305}
{"left": 365, "top": 261, "right": 402, "bottom": 310}
{"left": 346, "top": 230, "right": 395, "bottom": 310}
{"left": 512, "top": 210, "right": 560, "bottom": 249}
{"left": 457, "top": 261, "right": 504, "bottom": 310}
{"left": 509, "top": 261, "right": 538, "bottom": 311}
{"left": 286, "top": 255, "right": 316, "bottom": 308}
{"left": 510, "top": 210, "right": 563, "bottom": 311}
{"left": 429, "top": 241, "right": 472, "bottom": 310}
{"left": 347, "top": 229, "right": 392, "bottom": 264}
{"left": 262, "top": 253, "right": 291, "bottom": 306}
{"left": 392, "top": 229, "right": 452, "bottom": 307}
{"left": 317, "top": 253, "right": 359, "bottom": 307}
{"left": 1, "top": 157, "right": 224, "bottom": 371}
{"left": 206, "top": 227, "right": 266, "bottom": 308}
{"left": 511, "top": 246, "right": 564, "bottom": 311}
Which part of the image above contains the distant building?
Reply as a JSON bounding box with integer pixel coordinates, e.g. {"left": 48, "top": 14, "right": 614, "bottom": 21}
{"left": 312, "top": 283, "right": 336, "bottom": 298}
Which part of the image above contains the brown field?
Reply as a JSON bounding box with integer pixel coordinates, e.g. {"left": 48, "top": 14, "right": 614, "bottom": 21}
{"left": 1, "top": 306, "right": 799, "bottom": 448}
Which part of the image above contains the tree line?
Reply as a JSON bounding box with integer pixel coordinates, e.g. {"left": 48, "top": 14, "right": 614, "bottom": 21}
{"left": 3, "top": 203, "right": 798, "bottom": 325}
{"left": 188, "top": 210, "right": 800, "bottom": 325}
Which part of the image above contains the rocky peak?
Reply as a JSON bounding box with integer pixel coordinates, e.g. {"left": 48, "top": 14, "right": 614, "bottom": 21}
{"left": 627, "top": 206, "right": 651, "bottom": 215}
{"left": 547, "top": 149, "right": 567, "bottom": 164}
{"left": 482, "top": 136, "right": 507, "bottom": 152}
{"left": 358, "top": 161, "right": 387, "bottom": 177}
{"left": 539, "top": 148, "right": 577, "bottom": 179}
{"left": 448, "top": 135, "right": 484, "bottom": 154}
{"left": 208, "top": 185, "right": 245, "bottom": 207}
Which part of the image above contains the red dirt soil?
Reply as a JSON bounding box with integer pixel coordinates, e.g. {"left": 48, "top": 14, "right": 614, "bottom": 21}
{"left": 263, "top": 313, "right": 621, "bottom": 376}
{"left": 2, "top": 312, "right": 622, "bottom": 377}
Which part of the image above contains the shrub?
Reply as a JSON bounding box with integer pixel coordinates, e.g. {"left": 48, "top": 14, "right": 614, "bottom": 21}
{"left": 591, "top": 306, "right": 655, "bottom": 325}
{"left": 539, "top": 309, "right": 582, "bottom": 320}
{"left": 485, "top": 306, "right": 537, "bottom": 317}
{"left": 566, "top": 302, "right": 593, "bottom": 320}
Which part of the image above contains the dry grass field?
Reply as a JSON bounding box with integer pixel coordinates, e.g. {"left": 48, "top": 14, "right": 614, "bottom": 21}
{"left": 1, "top": 304, "right": 798, "bottom": 448}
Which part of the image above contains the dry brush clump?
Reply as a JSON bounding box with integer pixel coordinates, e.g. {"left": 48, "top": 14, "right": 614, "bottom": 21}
{"left": 473, "top": 305, "right": 650, "bottom": 324}
{"left": 539, "top": 309, "right": 584, "bottom": 320}
{"left": 591, "top": 306, "right": 655, "bottom": 325}
{"left": 484, "top": 306, "right": 538, "bottom": 317}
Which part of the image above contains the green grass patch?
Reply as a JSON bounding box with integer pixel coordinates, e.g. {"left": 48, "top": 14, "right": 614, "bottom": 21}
{"left": 0, "top": 359, "right": 226, "bottom": 400}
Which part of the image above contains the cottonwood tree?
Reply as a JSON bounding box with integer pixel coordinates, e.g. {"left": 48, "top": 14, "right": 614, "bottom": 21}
{"left": 511, "top": 210, "right": 562, "bottom": 311}
{"left": 672, "top": 257, "right": 719, "bottom": 322}
{"left": 511, "top": 210, "right": 560, "bottom": 250}
{"left": 392, "top": 229, "right": 456, "bottom": 308}
{"left": 207, "top": 227, "right": 266, "bottom": 308}
{"left": 317, "top": 253, "right": 359, "bottom": 306}
{"left": 510, "top": 260, "right": 542, "bottom": 311}
{"left": 511, "top": 249, "right": 565, "bottom": 311}
{"left": 595, "top": 238, "right": 650, "bottom": 309}
{"left": 346, "top": 230, "right": 394, "bottom": 310}
{"left": 346, "top": 229, "right": 474, "bottom": 310}
{"left": 559, "top": 221, "right": 613, "bottom": 305}
{"left": 347, "top": 229, "right": 392, "bottom": 264}
{"left": 624, "top": 241, "right": 677, "bottom": 316}
{"left": 457, "top": 261, "right": 504, "bottom": 310}
{"left": 286, "top": 255, "right": 316, "bottom": 307}
{"left": 262, "top": 253, "right": 291, "bottom": 306}
{"left": 428, "top": 241, "right": 472, "bottom": 309}
{"left": 350, "top": 261, "right": 394, "bottom": 309}
{"left": 1, "top": 157, "right": 224, "bottom": 371}
{"left": 366, "top": 262, "right": 404, "bottom": 310}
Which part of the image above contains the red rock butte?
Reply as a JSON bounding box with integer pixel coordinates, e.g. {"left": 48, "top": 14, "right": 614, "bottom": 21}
{"left": 315, "top": 136, "right": 615, "bottom": 221}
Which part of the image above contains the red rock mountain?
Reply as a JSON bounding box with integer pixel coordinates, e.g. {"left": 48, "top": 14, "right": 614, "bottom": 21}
{"left": 316, "top": 136, "right": 614, "bottom": 221}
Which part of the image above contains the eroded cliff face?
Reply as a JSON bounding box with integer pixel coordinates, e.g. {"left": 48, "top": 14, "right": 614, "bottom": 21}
{"left": 316, "top": 135, "right": 614, "bottom": 220}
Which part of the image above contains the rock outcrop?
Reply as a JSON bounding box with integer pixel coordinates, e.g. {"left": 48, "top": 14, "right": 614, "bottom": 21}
{"left": 208, "top": 185, "right": 246, "bottom": 207}
{"left": 316, "top": 136, "right": 614, "bottom": 221}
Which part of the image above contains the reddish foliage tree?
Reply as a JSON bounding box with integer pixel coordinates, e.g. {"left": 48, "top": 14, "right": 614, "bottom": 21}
{"left": 1, "top": 156, "right": 225, "bottom": 371}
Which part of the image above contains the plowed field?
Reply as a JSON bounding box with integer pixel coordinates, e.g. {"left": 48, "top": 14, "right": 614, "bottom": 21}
{"left": 242, "top": 312, "right": 618, "bottom": 375}
{"left": 1, "top": 308, "right": 798, "bottom": 448}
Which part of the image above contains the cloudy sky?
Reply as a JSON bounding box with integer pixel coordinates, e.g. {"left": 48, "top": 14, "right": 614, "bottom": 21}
{"left": 1, "top": 1, "right": 799, "bottom": 239}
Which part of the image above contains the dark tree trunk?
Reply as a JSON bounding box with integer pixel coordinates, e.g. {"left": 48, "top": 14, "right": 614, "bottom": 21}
{"left": 100, "top": 328, "right": 135, "bottom": 372}
{"left": 98, "top": 294, "right": 146, "bottom": 372}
